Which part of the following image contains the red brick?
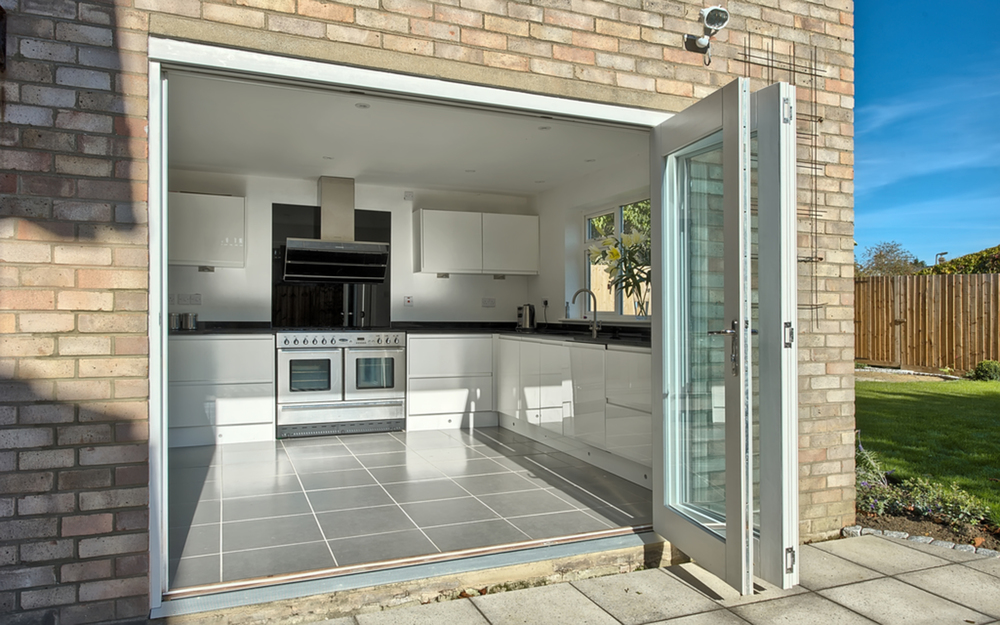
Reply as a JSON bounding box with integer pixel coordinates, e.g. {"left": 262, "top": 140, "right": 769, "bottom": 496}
{"left": 113, "top": 336, "right": 148, "bottom": 356}
{"left": 62, "top": 514, "right": 114, "bottom": 537}
{"left": 77, "top": 313, "right": 147, "bottom": 333}
{"left": 114, "top": 553, "right": 148, "bottom": 577}
{"left": 1, "top": 472, "right": 54, "bottom": 494}
{"left": 410, "top": 19, "right": 460, "bottom": 41}
{"left": 61, "top": 559, "right": 112, "bottom": 583}
{"left": 0, "top": 149, "right": 53, "bottom": 172}
{"left": 20, "top": 175, "right": 77, "bottom": 198}
{"left": 58, "top": 469, "right": 112, "bottom": 491}
{"left": 553, "top": 44, "right": 595, "bottom": 64}
{"left": 572, "top": 30, "right": 618, "bottom": 52}
{"left": 20, "top": 267, "right": 75, "bottom": 287}
{"left": 114, "top": 464, "right": 148, "bottom": 485}
{"left": 298, "top": 0, "right": 354, "bottom": 21}
{"left": 462, "top": 28, "right": 507, "bottom": 49}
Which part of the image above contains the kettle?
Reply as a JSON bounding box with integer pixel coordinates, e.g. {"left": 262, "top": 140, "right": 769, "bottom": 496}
{"left": 517, "top": 304, "right": 536, "bottom": 331}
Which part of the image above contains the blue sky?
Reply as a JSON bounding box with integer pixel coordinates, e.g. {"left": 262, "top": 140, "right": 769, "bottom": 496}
{"left": 854, "top": 2, "right": 1000, "bottom": 265}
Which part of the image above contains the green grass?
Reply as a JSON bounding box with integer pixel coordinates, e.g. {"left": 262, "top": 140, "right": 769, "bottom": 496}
{"left": 855, "top": 379, "right": 1000, "bottom": 524}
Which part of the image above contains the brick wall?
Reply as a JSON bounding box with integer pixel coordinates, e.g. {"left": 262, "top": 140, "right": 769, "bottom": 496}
{"left": 0, "top": 0, "right": 854, "bottom": 621}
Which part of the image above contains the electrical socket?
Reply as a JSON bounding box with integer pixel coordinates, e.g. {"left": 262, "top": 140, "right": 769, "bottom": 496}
{"left": 404, "top": 296, "right": 414, "bottom": 307}
{"left": 482, "top": 297, "right": 496, "bottom": 308}
{"left": 543, "top": 299, "right": 549, "bottom": 307}
{"left": 190, "top": 293, "right": 202, "bottom": 305}
{"left": 177, "top": 294, "right": 190, "bottom": 305}
{"left": 168, "top": 294, "right": 175, "bottom": 305}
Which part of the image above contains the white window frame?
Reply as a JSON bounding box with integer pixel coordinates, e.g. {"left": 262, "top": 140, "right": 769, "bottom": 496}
{"left": 582, "top": 199, "right": 651, "bottom": 319}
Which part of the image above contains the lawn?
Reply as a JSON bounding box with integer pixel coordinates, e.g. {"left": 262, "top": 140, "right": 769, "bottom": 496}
{"left": 855, "top": 379, "right": 1000, "bottom": 523}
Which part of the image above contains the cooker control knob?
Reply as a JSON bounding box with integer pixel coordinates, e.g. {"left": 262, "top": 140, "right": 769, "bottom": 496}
{"left": 293, "top": 338, "right": 299, "bottom": 345}
{"left": 394, "top": 336, "right": 400, "bottom": 344}
{"left": 377, "top": 336, "right": 383, "bottom": 344}
{"left": 321, "top": 338, "right": 327, "bottom": 345}
{"left": 313, "top": 338, "right": 318, "bottom": 345}
{"left": 284, "top": 338, "right": 290, "bottom": 346}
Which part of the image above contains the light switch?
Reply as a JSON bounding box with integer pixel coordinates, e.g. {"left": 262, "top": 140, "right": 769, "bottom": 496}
{"left": 404, "top": 296, "right": 414, "bottom": 307}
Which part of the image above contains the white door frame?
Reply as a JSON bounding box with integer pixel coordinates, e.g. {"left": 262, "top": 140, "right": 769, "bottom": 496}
{"left": 145, "top": 38, "right": 672, "bottom": 610}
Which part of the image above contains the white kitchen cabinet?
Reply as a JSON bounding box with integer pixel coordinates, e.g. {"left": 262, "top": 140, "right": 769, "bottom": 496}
{"left": 167, "top": 335, "right": 274, "bottom": 447}
{"left": 406, "top": 334, "right": 495, "bottom": 429}
{"left": 413, "top": 209, "right": 539, "bottom": 275}
{"left": 518, "top": 339, "right": 540, "bottom": 424}
{"left": 567, "top": 342, "right": 607, "bottom": 450}
{"left": 413, "top": 209, "right": 482, "bottom": 273}
{"left": 605, "top": 346, "right": 652, "bottom": 468}
{"left": 482, "top": 213, "right": 539, "bottom": 275}
{"left": 168, "top": 191, "right": 246, "bottom": 268}
{"left": 497, "top": 336, "right": 520, "bottom": 420}
{"left": 537, "top": 340, "right": 570, "bottom": 434}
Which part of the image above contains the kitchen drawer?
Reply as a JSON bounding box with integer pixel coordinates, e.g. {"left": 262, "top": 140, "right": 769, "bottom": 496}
{"left": 407, "top": 376, "right": 494, "bottom": 416}
{"left": 407, "top": 335, "right": 493, "bottom": 377}
{"left": 169, "top": 423, "right": 275, "bottom": 448}
{"left": 168, "top": 382, "right": 274, "bottom": 428}
{"left": 169, "top": 336, "right": 274, "bottom": 384}
{"left": 605, "top": 403, "right": 652, "bottom": 468}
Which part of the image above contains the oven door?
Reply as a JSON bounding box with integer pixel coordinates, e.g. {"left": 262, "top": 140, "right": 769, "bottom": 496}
{"left": 344, "top": 348, "right": 405, "bottom": 402}
{"left": 277, "top": 348, "right": 344, "bottom": 405}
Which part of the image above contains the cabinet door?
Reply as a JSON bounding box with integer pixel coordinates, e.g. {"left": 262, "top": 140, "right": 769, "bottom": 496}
{"left": 497, "top": 338, "right": 520, "bottom": 419}
{"left": 408, "top": 335, "right": 492, "bottom": 377}
{"left": 519, "top": 339, "right": 541, "bottom": 413}
{"left": 169, "top": 336, "right": 274, "bottom": 384}
{"left": 408, "top": 376, "right": 494, "bottom": 415}
{"left": 168, "top": 192, "right": 246, "bottom": 267}
{"left": 482, "top": 213, "right": 539, "bottom": 274}
{"left": 417, "top": 209, "right": 482, "bottom": 273}
{"left": 605, "top": 348, "right": 652, "bottom": 413}
{"left": 568, "top": 343, "right": 606, "bottom": 450}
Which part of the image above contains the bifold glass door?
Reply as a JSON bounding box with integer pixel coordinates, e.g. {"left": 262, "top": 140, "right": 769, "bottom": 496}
{"left": 651, "top": 79, "right": 798, "bottom": 595}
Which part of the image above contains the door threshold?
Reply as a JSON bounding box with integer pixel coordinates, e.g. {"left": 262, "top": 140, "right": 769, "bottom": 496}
{"left": 153, "top": 526, "right": 662, "bottom": 619}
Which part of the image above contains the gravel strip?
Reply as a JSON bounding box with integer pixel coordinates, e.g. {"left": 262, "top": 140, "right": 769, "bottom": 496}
{"left": 841, "top": 525, "right": 1000, "bottom": 557}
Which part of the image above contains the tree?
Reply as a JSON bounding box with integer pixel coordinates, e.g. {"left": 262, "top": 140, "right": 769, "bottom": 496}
{"left": 856, "top": 241, "right": 925, "bottom": 276}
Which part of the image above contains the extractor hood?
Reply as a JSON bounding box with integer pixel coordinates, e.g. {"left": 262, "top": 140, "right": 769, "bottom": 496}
{"left": 282, "top": 177, "right": 389, "bottom": 283}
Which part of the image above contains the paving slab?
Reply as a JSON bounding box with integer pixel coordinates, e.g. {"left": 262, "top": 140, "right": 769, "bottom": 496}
{"left": 730, "top": 592, "right": 878, "bottom": 625}
{"left": 797, "top": 544, "right": 883, "bottom": 590}
{"left": 647, "top": 610, "right": 750, "bottom": 624}
{"left": 314, "top": 618, "right": 357, "bottom": 625}
{"left": 898, "top": 564, "right": 1000, "bottom": 619}
{"left": 818, "top": 576, "right": 991, "bottom": 625}
{"left": 471, "top": 582, "right": 620, "bottom": 625}
{"left": 882, "top": 536, "right": 988, "bottom": 562}
{"left": 570, "top": 568, "right": 721, "bottom": 625}
{"left": 355, "top": 599, "right": 489, "bottom": 625}
{"left": 810, "top": 535, "right": 951, "bottom": 575}
{"left": 965, "top": 556, "right": 1000, "bottom": 579}
{"left": 661, "top": 562, "right": 807, "bottom": 608}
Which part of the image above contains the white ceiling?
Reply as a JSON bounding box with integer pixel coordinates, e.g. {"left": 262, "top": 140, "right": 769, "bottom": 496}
{"left": 167, "top": 72, "right": 651, "bottom": 196}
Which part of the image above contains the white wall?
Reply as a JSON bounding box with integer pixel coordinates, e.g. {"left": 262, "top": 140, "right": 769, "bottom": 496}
{"left": 167, "top": 171, "right": 538, "bottom": 324}
{"left": 528, "top": 153, "right": 650, "bottom": 319}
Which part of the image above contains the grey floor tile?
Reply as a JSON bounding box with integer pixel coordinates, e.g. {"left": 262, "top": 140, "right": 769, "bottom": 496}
{"left": 731, "top": 592, "right": 878, "bottom": 624}
{"left": 316, "top": 504, "right": 416, "bottom": 540}
{"left": 508, "top": 510, "right": 611, "bottom": 539}
{"left": 478, "top": 489, "right": 577, "bottom": 517}
{"left": 583, "top": 502, "right": 653, "bottom": 527}
{"left": 433, "top": 458, "right": 510, "bottom": 477}
{"left": 223, "top": 541, "right": 335, "bottom": 582}
{"left": 222, "top": 446, "right": 288, "bottom": 466}
{"left": 966, "top": 556, "right": 1000, "bottom": 579}
{"left": 169, "top": 523, "right": 220, "bottom": 559}
{"left": 169, "top": 554, "right": 220, "bottom": 589}
{"left": 170, "top": 465, "right": 224, "bottom": 483}
{"left": 402, "top": 497, "right": 499, "bottom": 527}
{"left": 283, "top": 443, "right": 355, "bottom": 459}
{"left": 452, "top": 472, "right": 541, "bottom": 496}
{"left": 341, "top": 435, "right": 407, "bottom": 454}
{"left": 571, "top": 568, "right": 722, "bottom": 625}
{"left": 329, "top": 529, "right": 439, "bottom": 567}
{"left": 898, "top": 564, "right": 1000, "bottom": 618}
{"left": 221, "top": 473, "right": 302, "bottom": 498}
{"left": 392, "top": 430, "right": 469, "bottom": 450}
{"left": 811, "top": 536, "right": 951, "bottom": 575}
{"left": 368, "top": 463, "right": 445, "bottom": 484}
{"left": 472, "top": 582, "right": 620, "bottom": 625}
{"left": 223, "top": 514, "right": 323, "bottom": 552}
{"left": 797, "top": 543, "right": 883, "bottom": 590}
{"left": 300, "top": 469, "right": 377, "bottom": 491}
{"left": 383, "top": 479, "right": 470, "bottom": 503}
{"left": 170, "top": 479, "right": 220, "bottom": 502}
{"left": 307, "top": 485, "right": 394, "bottom": 512}
{"left": 355, "top": 597, "right": 488, "bottom": 625}
{"left": 418, "top": 447, "right": 488, "bottom": 465}
{"left": 355, "top": 451, "right": 415, "bottom": 468}
{"left": 282, "top": 437, "right": 348, "bottom": 449}
{"left": 222, "top": 492, "right": 312, "bottom": 522}
{"left": 819, "top": 577, "right": 991, "bottom": 625}
{"left": 292, "top": 455, "right": 365, "bottom": 474}
{"left": 423, "top": 519, "right": 529, "bottom": 552}
{"left": 169, "top": 445, "right": 219, "bottom": 468}
{"left": 169, "top": 498, "right": 221, "bottom": 527}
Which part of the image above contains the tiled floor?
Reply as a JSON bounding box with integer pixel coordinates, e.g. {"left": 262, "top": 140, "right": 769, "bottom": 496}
{"left": 167, "top": 427, "right": 652, "bottom": 590}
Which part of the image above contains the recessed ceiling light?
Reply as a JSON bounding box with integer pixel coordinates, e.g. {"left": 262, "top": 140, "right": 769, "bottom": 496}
{"left": 534, "top": 180, "right": 545, "bottom": 184}
{"left": 322, "top": 156, "right": 335, "bottom": 160}
{"left": 465, "top": 169, "right": 476, "bottom": 173}
{"left": 538, "top": 126, "right": 551, "bottom": 131}
{"left": 355, "top": 103, "right": 371, "bottom": 109}
{"left": 585, "top": 159, "right": 596, "bottom": 163}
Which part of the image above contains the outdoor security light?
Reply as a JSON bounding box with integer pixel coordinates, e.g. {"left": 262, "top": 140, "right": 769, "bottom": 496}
{"left": 684, "top": 5, "right": 731, "bottom": 66}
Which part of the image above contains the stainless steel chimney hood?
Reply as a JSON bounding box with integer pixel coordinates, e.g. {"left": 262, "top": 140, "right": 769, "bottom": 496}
{"left": 282, "top": 177, "right": 389, "bottom": 283}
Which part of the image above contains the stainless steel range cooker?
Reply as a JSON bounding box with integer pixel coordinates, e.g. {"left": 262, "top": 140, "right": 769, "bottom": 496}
{"left": 276, "top": 330, "right": 405, "bottom": 438}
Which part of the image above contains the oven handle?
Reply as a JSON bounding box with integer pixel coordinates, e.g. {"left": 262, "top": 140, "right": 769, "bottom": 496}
{"left": 279, "top": 399, "right": 404, "bottom": 410}
{"left": 277, "top": 347, "right": 344, "bottom": 355}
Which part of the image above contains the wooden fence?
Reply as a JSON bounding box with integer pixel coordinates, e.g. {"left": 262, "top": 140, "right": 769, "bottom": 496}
{"left": 854, "top": 274, "right": 1000, "bottom": 373}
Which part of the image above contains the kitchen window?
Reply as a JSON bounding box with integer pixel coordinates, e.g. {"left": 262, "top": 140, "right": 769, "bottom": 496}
{"left": 584, "top": 200, "right": 652, "bottom": 317}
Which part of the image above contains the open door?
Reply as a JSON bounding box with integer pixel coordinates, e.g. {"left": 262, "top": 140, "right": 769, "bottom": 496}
{"left": 651, "top": 78, "right": 798, "bottom": 595}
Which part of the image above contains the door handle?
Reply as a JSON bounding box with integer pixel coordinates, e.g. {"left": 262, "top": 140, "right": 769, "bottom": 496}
{"left": 708, "top": 320, "right": 741, "bottom": 376}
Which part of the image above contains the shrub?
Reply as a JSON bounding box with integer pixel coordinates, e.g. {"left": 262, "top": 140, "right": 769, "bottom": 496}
{"left": 968, "top": 359, "right": 1000, "bottom": 381}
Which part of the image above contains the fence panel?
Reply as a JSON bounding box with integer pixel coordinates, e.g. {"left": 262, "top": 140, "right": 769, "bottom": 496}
{"left": 854, "top": 274, "right": 1000, "bottom": 373}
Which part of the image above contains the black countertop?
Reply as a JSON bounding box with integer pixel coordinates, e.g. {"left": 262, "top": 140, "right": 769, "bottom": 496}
{"left": 169, "top": 321, "right": 273, "bottom": 336}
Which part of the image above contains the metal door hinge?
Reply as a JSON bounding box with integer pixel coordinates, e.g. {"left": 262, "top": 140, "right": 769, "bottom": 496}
{"left": 785, "top": 547, "right": 796, "bottom": 573}
{"left": 783, "top": 322, "right": 794, "bottom": 348}
{"left": 782, "top": 98, "right": 793, "bottom": 124}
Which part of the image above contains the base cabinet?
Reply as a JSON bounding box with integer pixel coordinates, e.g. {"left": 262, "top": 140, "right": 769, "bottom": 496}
{"left": 407, "top": 334, "right": 496, "bottom": 430}
{"left": 167, "top": 335, "right": 275, "bottom": 447}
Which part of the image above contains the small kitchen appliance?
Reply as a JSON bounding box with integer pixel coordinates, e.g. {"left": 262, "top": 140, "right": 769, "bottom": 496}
{"left": 276, "top": 330, "right": 405, "bottom": 438}
{"left": 517, "top": 304, "right": 536, "bottom": 331}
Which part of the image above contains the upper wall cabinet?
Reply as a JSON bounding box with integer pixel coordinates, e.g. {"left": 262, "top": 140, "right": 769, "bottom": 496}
{"left": 168, "top": 191, "right": 246, "bottom": 268}
{"left": 482, "top": 213, "right": 539, "bottom": 275}
{"left": 413, "top": 209, "right": 538, "bottom": 275}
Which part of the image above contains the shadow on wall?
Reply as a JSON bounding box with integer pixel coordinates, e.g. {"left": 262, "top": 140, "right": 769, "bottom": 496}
{"left": 0, "top": 0, "right": 154, "bottom": 621}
